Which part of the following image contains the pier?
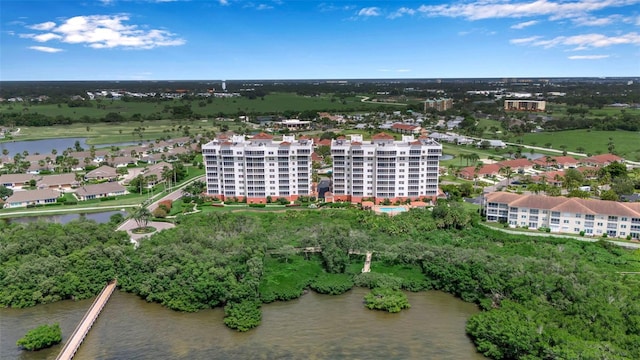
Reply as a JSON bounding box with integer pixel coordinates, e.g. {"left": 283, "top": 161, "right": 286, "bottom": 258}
{"left": 362, "top": 252, "right": 372, "bottom": 273}
{"left": 56, "top": 280, "right": 117, "bottom": 360}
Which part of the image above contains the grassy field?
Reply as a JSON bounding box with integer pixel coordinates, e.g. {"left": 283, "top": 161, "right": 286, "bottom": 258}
{"left": 509, "top": 129, "right": 640, "bottom": 160}
{"left": 3, "top": 118, "right": 247, "bottom": 144}
{"left": 0, "top": 92, "right": 389, "bottom": 120}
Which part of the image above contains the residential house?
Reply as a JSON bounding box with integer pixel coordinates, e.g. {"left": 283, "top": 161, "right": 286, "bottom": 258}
{"left": 458, "top": 164, "right": 501, "bottom": 180}
{"left": 74, "top": 182, "right": 127, "bottom": 201}
{"left": 37, "top": 173, "right": 79, "bottom": 191}
{"left": 484, "top": 192, "right": 640, "bottom": 239}
{"left": 477, "top": 139, "right": 507, "bottom": 148}
{"left": 85, "top": 165, "right": 117, "bottom": 181}
{"left": 533, "top": 156, "right": 579, "bottom": 169}
{"left": 0, "top": 174, "right": 36, "bottom": 189}
{"left": 143, "top": 161, "right": 173, "bottom": 187}
{"left": 4, "top": 189, "right": 60, "bottom": 208}
{"left": 581, "top": 154, "right": 624, "bottom": 167}
{"left": 109, "top": 156, "right": 137, "bottom": 168}
{"left": 391, "top": 123, "right": 421, "bottom": 135}
{"left": 497, "top": 158, "right": 534, "bottom": 173}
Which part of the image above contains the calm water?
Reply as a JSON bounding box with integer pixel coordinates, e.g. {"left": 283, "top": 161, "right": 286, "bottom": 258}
{"left": 440, "top": 154, "right": 454, "bottom": 160}
{"left": 0, "top": 138, "right": 143, "bottom": 156}
{"left": 0, "top": 288, "right": 485, "bottom": 360}
{"left": 7, "top": 210, "right": 126, "bottom": 225}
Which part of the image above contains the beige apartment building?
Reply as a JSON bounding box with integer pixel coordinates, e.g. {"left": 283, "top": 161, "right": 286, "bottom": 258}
{"left": 484, "top": 192, "right": 640, "bottom": 240}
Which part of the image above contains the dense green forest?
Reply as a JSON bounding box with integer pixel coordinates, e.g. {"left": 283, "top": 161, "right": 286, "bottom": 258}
{"left": 1, "top": 208, "right": 639, "bottom": 359}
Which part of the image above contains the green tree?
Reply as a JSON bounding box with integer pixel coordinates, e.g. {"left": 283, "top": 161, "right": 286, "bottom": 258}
{"left": 16, "top": 323, "right": 62, "bottom": 351}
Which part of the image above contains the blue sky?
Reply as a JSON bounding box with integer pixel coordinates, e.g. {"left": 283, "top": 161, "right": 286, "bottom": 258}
{"left": 1, "top": 0, "right": 639, "bottom": 80}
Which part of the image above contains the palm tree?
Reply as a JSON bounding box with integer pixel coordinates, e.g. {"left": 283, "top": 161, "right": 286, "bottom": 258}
{"left": 467, "top": 153, "right": 480, "bottom": 165}
{"left": 500, "top": 166, "right": 514, "bottom": 187}
{"left": 129, "top": 206, "right": 152, "bottom": 230}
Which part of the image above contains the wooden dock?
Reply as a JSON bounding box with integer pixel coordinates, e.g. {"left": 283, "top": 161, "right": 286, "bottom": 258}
{"left": 56, "top": 280, "right": 117, "bottom": 360}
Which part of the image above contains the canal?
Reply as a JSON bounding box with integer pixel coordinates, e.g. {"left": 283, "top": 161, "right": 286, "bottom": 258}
{"left": 0, "top": 288, "right": 485, "bottom": 359}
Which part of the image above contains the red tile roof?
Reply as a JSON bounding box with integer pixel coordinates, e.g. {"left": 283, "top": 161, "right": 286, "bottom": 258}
{"left": 583, "top": 153, "right": 623, "bottom": 165}
{"left": 252, "top": 132, "right": 274, "bottom": 140}
{"left": 391, "top": 123, "right": 418, "bottom": 131}
{"left": 372, "top": 133, "right": 394, "bottom": 140}
{"left": 497, "top": 158, "right": 533, "bottom": 169}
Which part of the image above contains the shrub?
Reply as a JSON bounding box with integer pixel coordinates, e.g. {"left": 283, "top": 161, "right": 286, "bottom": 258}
{"left": 310, "top": 273, "right": 353, "bottom": 295}
{"left": 249, "top": 203, "right": 266, "bottom": 208}
{"left": 158, "top": 200, "right": 173, "bottom": 211}
{"left": 99, "top": 196, "right": 116, "bottom": 201}
{"left": 16, "top": 324, "right": 62, "bottom": 351}
{"left": 363, "top": 288, "right": 410, "bottom": 313}
{"left": 276, "top": 197, "right": 289, "bottom": 205}
{"left": 152, "top": 207, "right": 167, "bottom": 218}
{"left": 223, "top": 300, "right": 262, "bottom": 332}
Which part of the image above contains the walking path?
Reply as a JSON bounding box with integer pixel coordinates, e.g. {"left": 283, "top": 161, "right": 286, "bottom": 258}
{"left": 362, "top": 252, "right": 373, "bottom": 273}
{"left": 55, "top": 280, "right": 117, "bottom": 360}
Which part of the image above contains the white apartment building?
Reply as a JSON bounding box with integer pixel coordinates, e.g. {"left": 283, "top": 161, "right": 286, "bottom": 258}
{"left": 484, "top": 192, "right": 640, "bottom": 239}
{"left": 330, "top": 133, "right": 442, "bottom": 204}
{"left": 202, "top": 133, "right": 313, "bottom": 203}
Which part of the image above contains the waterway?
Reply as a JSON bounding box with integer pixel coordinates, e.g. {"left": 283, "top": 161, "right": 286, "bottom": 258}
{"left": 6, "top": 210, "right": 126, "bottom": 225}
{"left": 0, "top": 138, "right": 143, "bottom": 157}
{"left": 0, "top": 288, "right": 485, "bottom": 360}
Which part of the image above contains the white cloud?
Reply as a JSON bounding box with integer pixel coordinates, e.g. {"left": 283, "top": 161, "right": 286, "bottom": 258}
{"left": 571, "top": 15, "right": 622, "bottom": 26}
{"left": 28, "top": 21, "right": 56, "bottom": 31}
{"left": 358, "top": 7, "right": 381, "bottom": 17}
{"left": 29, "top": 46, "right": 63, "bottom": 53}
{"left": 568, "top": 54, "right": 610, "bottom": 59}
{"left": 22, "top": 14, "right": 185, "bottom": 50}
{"left": 256, "top": 4, "right": 273, "bottom": 10}
{"left": 511, "top": 20, "right": 538, "bottom": 29}
{"left": 511, "top": 32, "right": 640, "bottom": 49}
{"left": 388, "top": 7, "right": 416, "bottom": 19}
{"left": 510, "top": 36, "right": 542, "bottom": 44}
{"left": 33, "top": 33, "right": 62, "bottom": 42}
{"left": 219, "top": 0, "right": 229, "bottom": 5}
{"left": 417, "top": 0, "right": 640, "bottom": 21}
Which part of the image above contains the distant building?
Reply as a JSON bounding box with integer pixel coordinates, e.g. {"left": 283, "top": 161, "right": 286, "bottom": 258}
{"left": 504, "top": 99, "right": 546, "bottom": 111}
{"left": 424, "top": 98, "right": 453, "bottom": 112}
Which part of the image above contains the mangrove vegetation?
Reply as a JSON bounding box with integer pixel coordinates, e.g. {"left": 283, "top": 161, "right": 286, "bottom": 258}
{"left": 1, "top": 207, "right": 639, "bottom": 359}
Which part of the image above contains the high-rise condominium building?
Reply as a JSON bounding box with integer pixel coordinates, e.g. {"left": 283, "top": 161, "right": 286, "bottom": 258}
{"left": 330, "top": 133, "right": 442, "bottom": 204}
{"left": 202, "top": 133, "right": 313, "bottom": 203}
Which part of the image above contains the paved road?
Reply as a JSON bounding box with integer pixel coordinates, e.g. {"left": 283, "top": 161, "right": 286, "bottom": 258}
{"left": 116, "top": 175, "right": 204, "bottom": 244}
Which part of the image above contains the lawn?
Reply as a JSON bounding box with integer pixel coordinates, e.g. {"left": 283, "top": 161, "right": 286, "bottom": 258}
{"left": 5, "top": 119, "right": 219, "bottom": 144}
{"left": 509, "top": 129, "right": 640, "bottom": 160}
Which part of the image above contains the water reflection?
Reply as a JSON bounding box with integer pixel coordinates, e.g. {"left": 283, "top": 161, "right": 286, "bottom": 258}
{"left": 8, "top": 210, "right": 126, "bottom": 225}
